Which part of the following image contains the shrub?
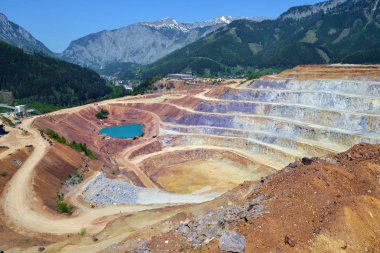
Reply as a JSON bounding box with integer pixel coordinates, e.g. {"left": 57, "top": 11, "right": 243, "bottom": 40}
{"left": 56, "top": 192, "right": 73, "bottom": 215}
{"left": 79, "top": 228, "right": 86, "bottom": 236}
{"left": 0, "top": 171, "right": 7, "bottom": 177}
{"left": 65, "top": 171, "right": 83, "bottom": 186}
{"left": 57, "top": 201, "right": 73, "bottom": 214}
{"left": 95, "top": 109, "right": 109, "bottom": 119}
{"left": 45, "top": 129, "right": 66, "bottom": 144}
{"left": 1, "top": 116, "right": 15, "bottom": 127}
{"left": 44, "top": 130, "right": 97, "bottom": 160}
{"left": 69, "top": 141, "right": 97, "bottom": 160}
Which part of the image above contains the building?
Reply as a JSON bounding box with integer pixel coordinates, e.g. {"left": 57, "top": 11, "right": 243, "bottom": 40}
{"left": 14, "top": 105, "right": 27, "bottom": 118}
{"left": 123, "top": 85, "right": 133, "bottom": 91}
{"left": 167, "top": 73, "right": 196, "bottom": 81}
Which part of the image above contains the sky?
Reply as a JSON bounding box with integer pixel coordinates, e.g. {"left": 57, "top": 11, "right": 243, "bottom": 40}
{"left": 0, "top": 0, "right": 322, "bottom": 53}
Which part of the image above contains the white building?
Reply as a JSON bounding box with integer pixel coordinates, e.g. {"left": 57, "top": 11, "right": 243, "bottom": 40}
{"left": 14, "top": 105, "right": 27, "bottom": 118}
{"left": 167, "top": 73, "right": 196, "bottom": 81}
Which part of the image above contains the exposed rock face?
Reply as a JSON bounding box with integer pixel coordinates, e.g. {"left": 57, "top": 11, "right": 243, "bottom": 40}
{"left": 280, "top": 0, "right": 349, "bottom": 21}
{"left": 61, "top": 16, "right": 260, "bottom": 69}
{"left": 218, "top": 231, "right": 246, "bottom": 253}
{"left": 0, "top": 12, "right": 51, "bottom": 54}
{"left": 176, "top": 196, "right": 265, "bottom": 248}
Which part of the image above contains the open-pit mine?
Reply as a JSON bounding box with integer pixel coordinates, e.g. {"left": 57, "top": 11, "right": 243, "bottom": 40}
{"left": 0, "top": 65, "right": 380, "bottom": 252}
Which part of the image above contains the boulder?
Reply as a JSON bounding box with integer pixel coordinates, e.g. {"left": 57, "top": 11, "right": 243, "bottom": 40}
{"left": 284, "top": 235, "right": 296, "bottom": 247}
{"left": 301, "top": 157, "right": 313, "bottom": 165}
{"left": 218, "top": 231, "right": 246, "bottom": 253}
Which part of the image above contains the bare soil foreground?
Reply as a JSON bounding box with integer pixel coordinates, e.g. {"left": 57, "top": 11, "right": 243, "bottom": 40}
{"left": 0, "top": 65, "right": 379, "bottom": 252}
{"left": 144, "top": 143, "right": 380, "bottom": 253}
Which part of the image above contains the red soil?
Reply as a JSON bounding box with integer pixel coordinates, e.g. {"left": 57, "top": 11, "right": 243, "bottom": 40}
{"left": 143, "top": 143, "right": 380, "bottom": 252}
{"left": 0, "top": 148, "right": 51, "bottom": 250}
{"left": 278, "top": 65, "right": 380, "bottom": 80}
{"left": 129, "top": 140, "right": 162, "bottom": 160}
{"left": 32, "top": 143, "right": 83, "bottom": 211}
{"left": 33, "top": 105, "right": 159, "bottom": 161}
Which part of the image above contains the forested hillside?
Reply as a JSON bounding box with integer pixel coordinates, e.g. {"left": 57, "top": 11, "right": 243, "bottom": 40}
{"left": 140, "top": 0, "right": 380, "bottom": 79}
{"left": 0, "top": 41, "right": 114, "bottom": 110}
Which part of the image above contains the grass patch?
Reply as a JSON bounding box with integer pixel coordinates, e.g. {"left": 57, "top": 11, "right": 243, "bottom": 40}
{"left": 69, "top": 140, "right": 97, "bottom": 160}
{"left": 247, "top": 68, "right": 282, "bottom": 80}
{"left": 1, "top": 115, "right": 15, "bottom": 127}
{"left": 45, "top": 129, "right": 66, "bottom": 144}
{"left": 43, "top": 129, "right": 97, "bottom": 160}
{"left": 26, "top": 102, "right": 63, "bottom": 114}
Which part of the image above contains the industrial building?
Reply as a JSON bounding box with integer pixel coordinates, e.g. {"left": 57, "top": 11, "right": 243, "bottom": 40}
{"left": 167, "top": 73, "right": 196, "bottom": 81}
{"left": 14, "top": 105, "right": 27, "bottom": 118}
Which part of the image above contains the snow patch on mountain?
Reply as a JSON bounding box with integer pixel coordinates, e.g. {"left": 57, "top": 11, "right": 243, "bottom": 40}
{"left": 62, "top": 16, "right": 263, "bottom": 68}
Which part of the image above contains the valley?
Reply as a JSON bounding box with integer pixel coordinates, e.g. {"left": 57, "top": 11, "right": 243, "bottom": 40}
{"left": 0, "top": 65, "right": 379, "bottom": 252}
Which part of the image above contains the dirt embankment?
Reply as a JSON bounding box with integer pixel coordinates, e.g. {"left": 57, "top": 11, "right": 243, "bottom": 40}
{"left": 0, "top": 148, "right": 51, "bottom": 250}
{"left": 129, "top": 140, "right": 162, "bottom": 160}
{"left": 128, "top": 103, "right": 187, "bottom": 122}
{"left": 32, "top": 143, "right": 83, "bottom": 211}
{"left": 34, "top": 105, "right": 159, "bottom": 160}
{"left": 278, "top": 65, "right": 380, "bottom": 80}
{"left": 135, "top": 143, "right": 380, "bottom": 253}
{"left": 139, "top": 148, "right": 272, "bottom": 178}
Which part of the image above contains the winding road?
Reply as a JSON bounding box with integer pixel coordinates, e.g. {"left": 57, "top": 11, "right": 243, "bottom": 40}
{"left": 0, "top": 118, "right": 174, "bottom": 236}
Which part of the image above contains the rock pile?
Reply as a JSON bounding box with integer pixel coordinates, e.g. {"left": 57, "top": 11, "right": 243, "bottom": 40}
{"left": 177, "top": 196, "right": 265, "bottom": 248}
{"left": 218, "top": 231, "right": 246, "bottom": 253}
{"left": 82, "top": 173, "right": 140, "bottom": 206}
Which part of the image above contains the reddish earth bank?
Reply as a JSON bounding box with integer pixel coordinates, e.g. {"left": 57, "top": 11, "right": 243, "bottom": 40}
{"left": 33, "top": 143, "right": 83, "bottom": 211}
{"left": 0, "top": 148, "right": 52, "bottom": 249}
{"left": 143, "top": 143, "right": 380, "bottom": 253}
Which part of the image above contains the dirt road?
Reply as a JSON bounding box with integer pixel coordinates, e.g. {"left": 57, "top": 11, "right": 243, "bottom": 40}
{"left": 0, "top": 117, "right": 179, "bottom": 235}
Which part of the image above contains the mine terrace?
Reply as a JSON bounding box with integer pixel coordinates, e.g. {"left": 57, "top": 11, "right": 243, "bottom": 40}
{"left": 0, "top": 65, "right": 380, "bottom": 252}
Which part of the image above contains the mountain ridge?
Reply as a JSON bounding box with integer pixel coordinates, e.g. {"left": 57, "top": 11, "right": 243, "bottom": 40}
{"left": 139, "top": 0, "right": 380, "bottom": 80}
{"left": 0, "top": 12, "right": 52, "bottom": 55}
{"left": 61, "top": 16, "right": 263, "bottom": 69}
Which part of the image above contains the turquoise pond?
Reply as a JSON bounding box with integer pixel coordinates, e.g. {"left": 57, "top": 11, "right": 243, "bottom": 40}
{"left": 99, "top": 124, "right": 144, "bottom": 139}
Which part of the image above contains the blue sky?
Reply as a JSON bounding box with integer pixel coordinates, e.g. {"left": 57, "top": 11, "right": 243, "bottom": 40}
{"left": 1, "top": 0, "right": 322, "bottom": 52}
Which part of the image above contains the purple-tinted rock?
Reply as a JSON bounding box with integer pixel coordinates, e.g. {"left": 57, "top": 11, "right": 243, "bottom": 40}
{"left": 218, "top": 231, "right": 246, "bottom": 253}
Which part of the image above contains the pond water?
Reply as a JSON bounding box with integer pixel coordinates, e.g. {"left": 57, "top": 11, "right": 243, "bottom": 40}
{"left": 99, "top": 124, "right": 143, "bottom": 139}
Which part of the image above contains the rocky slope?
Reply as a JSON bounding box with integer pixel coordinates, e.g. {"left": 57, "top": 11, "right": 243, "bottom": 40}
{"left": 0, "top": 12, "right": 52, "bottom": 55}
{"left": 141, "top": 143, "right": 380, "bottom": 253}
{"left": 141, "top": 0, "right": 380, "bottom": 79}
{"left": 61, "top": 16, "right": 260, "bottom": 69}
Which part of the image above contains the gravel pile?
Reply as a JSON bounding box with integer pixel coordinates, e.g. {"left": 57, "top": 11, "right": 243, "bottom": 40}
{"left": 82, "top": 173, "right": 140, "bottom": 206}
{"left": 177, "top": 196, "right": 265, "bottom": 247}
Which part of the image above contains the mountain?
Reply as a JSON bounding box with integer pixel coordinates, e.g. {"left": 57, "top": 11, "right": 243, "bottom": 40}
{"left": 61, "top": 16, "right": 261, "bottom": 70}
{"left": 0, "top": 41, "right": 115, "bottom": 112}
{"left": 0, "top": 12, "right": 52, "bottom": 55}
{"left": 141, "top": 0, "right": 380, "bottom": 79}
